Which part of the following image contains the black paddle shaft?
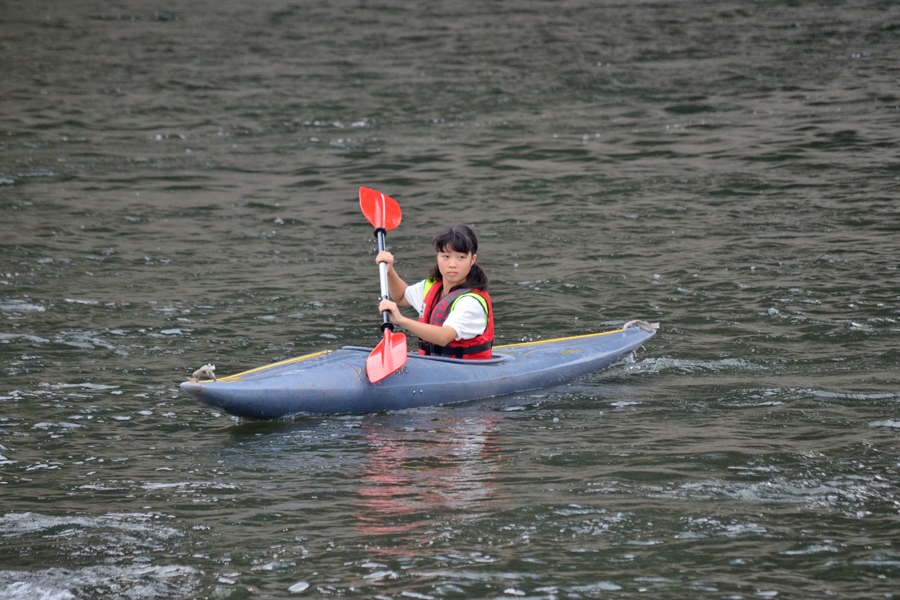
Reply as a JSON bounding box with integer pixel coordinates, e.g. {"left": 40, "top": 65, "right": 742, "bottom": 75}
{"left": 375, "top": 227, "right": 394, "bottom": 332}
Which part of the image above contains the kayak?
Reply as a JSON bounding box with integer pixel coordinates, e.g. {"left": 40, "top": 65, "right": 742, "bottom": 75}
{"left": 180, "top": 323, "right": 656, "bottom": 419}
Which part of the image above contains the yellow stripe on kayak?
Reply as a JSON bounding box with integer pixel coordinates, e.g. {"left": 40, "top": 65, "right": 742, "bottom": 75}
{"left": 494, "top": 329, "right": 624, "bottom": 350}
{"left": 188, "top": 350, "right": 332, "bottom": 383}
{"left": 189, "top": 329, "right": 630, "bottom": 382}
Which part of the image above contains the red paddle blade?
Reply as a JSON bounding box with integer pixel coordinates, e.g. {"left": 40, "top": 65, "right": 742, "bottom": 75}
{"left": 366, "top": 330, "right": 408, "bottom": 383}
{"left": 359, "top": 187, "right": 402, "bottom": 231}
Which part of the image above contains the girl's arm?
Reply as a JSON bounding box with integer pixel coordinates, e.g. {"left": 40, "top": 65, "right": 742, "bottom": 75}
{"left": 376, "top": 251, "right": 411, "bottom": 307}
{"left": 378, "top": 300, "right": 457, "bottom": 346}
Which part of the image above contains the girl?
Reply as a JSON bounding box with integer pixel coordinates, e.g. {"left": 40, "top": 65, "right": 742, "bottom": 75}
{"left": 376, "top": 225, "right": 494, "bottom": 359}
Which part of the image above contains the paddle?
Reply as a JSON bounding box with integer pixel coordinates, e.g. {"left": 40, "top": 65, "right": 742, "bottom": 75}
{"left": 359, "top": 186, "right": 407, "bottom": 383}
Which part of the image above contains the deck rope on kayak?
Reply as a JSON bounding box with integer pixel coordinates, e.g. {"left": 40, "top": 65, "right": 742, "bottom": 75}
{"left": 192, "top": 364, "right": 216, "bottom": 382}
{"left": 623, "top": 320, "right": 659, "bottom": 332}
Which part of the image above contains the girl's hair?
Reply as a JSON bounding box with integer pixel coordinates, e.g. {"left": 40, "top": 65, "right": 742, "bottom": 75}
{"left": 428, "top": 225, "right": 489, "bottom": 291}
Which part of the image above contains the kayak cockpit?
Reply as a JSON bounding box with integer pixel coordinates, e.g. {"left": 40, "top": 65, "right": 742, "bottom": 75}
{"left": 340, "top": 346, "right": 511, "bottom": 365}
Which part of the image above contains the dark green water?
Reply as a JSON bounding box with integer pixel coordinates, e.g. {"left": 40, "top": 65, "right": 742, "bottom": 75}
{"left": 2, "top": 1, "right": 899, "bottom": 598}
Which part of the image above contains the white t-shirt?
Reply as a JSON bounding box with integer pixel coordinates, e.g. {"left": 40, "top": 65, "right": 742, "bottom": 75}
{"left": 403, "top": 280, "right": 487, "bottom": 341}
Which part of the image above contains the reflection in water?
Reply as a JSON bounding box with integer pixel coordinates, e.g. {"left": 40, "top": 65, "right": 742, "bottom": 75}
{"left": 355, "top": 416, "right": 503, "bottom": 545}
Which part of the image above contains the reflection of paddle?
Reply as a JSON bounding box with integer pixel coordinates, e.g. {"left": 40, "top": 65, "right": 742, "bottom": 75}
{"left": 359, "top": 187, "right": 407, "bottom": 383}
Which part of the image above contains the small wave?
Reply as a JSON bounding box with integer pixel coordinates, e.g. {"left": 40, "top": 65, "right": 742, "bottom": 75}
{"left": 853, "top": 556, "right": 900, "bottom": 568}
{"left": 869, "top": 420, "right": 900, "bottom": 429}
{"left": 779, "top": 544, "right": 839, "bottom": 555}
{"left": 0, "top": 564, "right": 198, "bottom": 600}
{"left": 647, "top": 474, "right": 892, "bottom": 510}
{"left": 31, "top": 422, "right": 83, "bottom": 430}
{"left": 0, "top": 300, "right": 45, "bottom": 313}
{"left": 139, "top": 481, "right": 238, "bottom": 491}
{"left": 568, "top": 581, "right": 622, "bottom": 592}
{"left": 52, "top": 331, "right": 118, "bottom": 350}
{"left": 719, "top": 387, "right": 897, "bottom": 407}
{"left": 0, "top": 333, "right": 51, "bottom": 343}
{"left": 625, "top": 356, "right": 763, "bottom": 375}
{"left": 678, "top": 516, "right": 768, "bottom": 539}
{"left": 0, "top": 512, "right": 181, "bottom": 540}
{"left": 39, "top": 382, "right": 119, "bottom": 391}
{"left": 804, "top": 389, "right": 898, "bottom": 402}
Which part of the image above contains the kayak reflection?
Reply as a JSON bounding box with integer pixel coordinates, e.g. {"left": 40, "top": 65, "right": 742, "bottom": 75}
{"left": 354, "top": 415, "right": 504, "bottom": 549}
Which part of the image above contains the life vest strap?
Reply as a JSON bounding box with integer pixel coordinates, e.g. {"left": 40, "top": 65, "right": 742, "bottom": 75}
{"left": 418, "top": 340, "right": 493, "bottom": 359}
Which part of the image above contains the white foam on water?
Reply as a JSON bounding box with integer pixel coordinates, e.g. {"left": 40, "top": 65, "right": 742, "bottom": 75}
{"left": 0, "top": 333, "right": 51, "bottom": 343}
{"left": 52, "top": 331, "right": 118, "bottom": 350}
{"left": 0, "top": 301, "right": 45, "bottom": 313}
{"left": 0, "top": 511, "right": 181, "bottom": 541}
{"left": 803, "top": 389, "right": 898, "bottom": 402}
{"left": 40, "top": 382, "right": 119, "bottom": 391}
{"left": 0, "top": 564, "right": 198, "bottom": 600}
{"left": 250, "top": 561, "right": 296, "bottom": 572}
{"left": 648, "top": 473, "right": 892, "bottom": 511}
{"left": 400, "top": 592, "right": 434, "bottom": 600}
{"left": 362, "top": 570, "right": 399, "bottom": 581}
{"left": 779, "top": 544, "right": 839, "bottom": 555}
{"left": 31, "top": 422, "right": 83, "bottom": 430}
{"left": 853, "top": 557, "right": 900, "bottom": 568}
{"left": 139, "top": 481, "right": 238, "bottom": 491}
{"left": 869, "top": 420, "right": 900, "bottom": 429}
{"left": 0, "top": 512, "right": 194, "bottom": 598}
{"left": 626, "top": 356, "right": 764, "bottom": 375}
{"left": 568, "top": 581, "right": 622, "bottom": 592}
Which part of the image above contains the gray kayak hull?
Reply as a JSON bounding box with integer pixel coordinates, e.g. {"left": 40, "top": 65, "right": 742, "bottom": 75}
{"left": 180, "top": 327, "right": 655, "bottom": 419}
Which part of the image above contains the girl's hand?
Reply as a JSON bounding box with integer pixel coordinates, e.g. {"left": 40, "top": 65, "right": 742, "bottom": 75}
{"left": 375, "top": 251, "right": 394, "bottom": 270}
{"left": 378, "top": 299, "right": 402, "bottom": 321}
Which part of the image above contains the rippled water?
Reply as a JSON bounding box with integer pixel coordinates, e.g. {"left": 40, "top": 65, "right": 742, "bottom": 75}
{"left": 2, "top": 1, "right": 899, "bottom": 598}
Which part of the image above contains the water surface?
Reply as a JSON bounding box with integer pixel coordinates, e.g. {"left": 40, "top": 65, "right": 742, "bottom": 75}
{"left": 2, "top": 1, "right": 899, "bottom": 598}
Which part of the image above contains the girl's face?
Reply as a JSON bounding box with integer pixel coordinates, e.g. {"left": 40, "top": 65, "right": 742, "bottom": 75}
{"left": 436, "top": 247, "right": 476, "bottom": 288}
